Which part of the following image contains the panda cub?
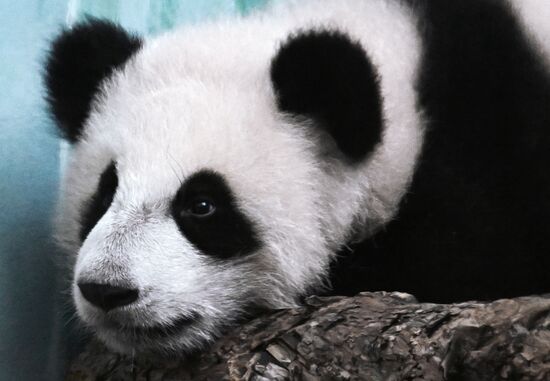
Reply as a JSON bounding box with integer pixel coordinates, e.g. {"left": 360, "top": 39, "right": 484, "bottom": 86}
{"left": 45, "top": 0, "right": 550, "bottom": 354}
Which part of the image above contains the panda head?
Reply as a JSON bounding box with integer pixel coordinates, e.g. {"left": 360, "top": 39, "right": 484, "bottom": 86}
{"left": 45, "top": 16, "right": 415, "bottom": 355}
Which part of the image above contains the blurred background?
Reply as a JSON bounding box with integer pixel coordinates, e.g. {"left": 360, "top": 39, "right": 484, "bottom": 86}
{"left": 0, "top": 0, "right": 268, "bottom": 379}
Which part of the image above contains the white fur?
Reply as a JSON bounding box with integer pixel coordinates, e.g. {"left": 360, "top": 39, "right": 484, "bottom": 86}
{"left": 56, "top": 0, "right": 423, "bottom": 354}
{"left": 509, "top": 0, "right": 550, "bottom": 67}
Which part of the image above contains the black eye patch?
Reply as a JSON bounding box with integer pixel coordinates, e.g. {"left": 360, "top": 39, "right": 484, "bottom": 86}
{"left": 80, "top": 162, "right": 118, "bottom": 241}
{"left": 171, "top": 170, "right": 261, "bottom": 259}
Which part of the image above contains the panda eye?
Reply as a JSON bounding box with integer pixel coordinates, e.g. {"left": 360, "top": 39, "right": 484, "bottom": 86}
{"left": 80, "top": 162, "right": 118, "bottom": 242}
{"left": 185, "top": 198, "right": 216, "bottom": 218}
{"left": 171, "top": 170, "right": 261, "bottom": 258}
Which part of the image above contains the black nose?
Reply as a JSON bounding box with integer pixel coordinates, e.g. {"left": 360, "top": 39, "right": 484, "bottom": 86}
{"left": 78, "top": 282, "right": 139, "bottom": 311}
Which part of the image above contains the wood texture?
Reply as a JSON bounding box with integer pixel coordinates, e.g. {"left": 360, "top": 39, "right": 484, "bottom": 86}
{"left": 67, "top": 292, "right": 550, "bottom": 380}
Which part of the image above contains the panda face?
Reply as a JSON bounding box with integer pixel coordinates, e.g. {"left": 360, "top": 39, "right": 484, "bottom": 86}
{"left": 61, "top": 78, "right": 329, "bottom": 353}
{"left": 46, "top": 0, "right": 423, "bottom": 354}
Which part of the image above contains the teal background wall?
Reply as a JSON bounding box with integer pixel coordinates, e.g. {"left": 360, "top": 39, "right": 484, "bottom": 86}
{"left": 0, "top": 0, "right": 268, "bottom": 380}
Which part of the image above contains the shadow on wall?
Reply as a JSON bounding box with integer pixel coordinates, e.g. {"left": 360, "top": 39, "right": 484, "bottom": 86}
{"left": 0, "top": 0, "right": 268, "bottom": 380}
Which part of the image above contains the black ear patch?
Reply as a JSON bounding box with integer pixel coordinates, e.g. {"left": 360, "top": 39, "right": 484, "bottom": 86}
{"left": 44, "top": 19, "right": 142, "bottom": 142}
{"left": 270, "top": 29, "right": 383, "bottom": 163}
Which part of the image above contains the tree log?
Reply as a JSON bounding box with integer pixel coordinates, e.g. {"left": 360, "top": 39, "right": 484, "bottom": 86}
{"left": 66, "top": 292, "right": 550, "bottom": 381}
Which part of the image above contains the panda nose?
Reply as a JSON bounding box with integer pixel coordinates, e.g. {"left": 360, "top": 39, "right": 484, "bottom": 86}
{"left": 78, "top": 282, "right": 139, "bottom": 311}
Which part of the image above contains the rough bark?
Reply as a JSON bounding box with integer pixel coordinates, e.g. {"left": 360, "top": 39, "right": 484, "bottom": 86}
{"left": 67, "top": 292, "right": 550, "bottom": 381}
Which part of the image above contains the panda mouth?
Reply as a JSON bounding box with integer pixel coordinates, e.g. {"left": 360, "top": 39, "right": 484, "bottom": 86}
{"left": 105, "top": 314, "right": 198, "bottom": 339}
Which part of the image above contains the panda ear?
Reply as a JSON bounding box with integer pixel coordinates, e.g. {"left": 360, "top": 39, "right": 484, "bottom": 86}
{"left": 270, "top": 30, "right": 383, "bottom": 163}
{"left": 44, "top": 18, "right": 142, "bottom": 142}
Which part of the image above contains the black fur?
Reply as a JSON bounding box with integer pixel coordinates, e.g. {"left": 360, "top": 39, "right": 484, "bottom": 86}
{"left": 171, "top": 170, "right": 261, "bottom": 259}
{"left": 270, "top": 29, "right": 383, "bottom": 163}
{"left": 80, "top": 162, "right": 118, "bottom": 241}
{"left": 330, "top": 0, "right": 550, "bottom": 302}
{"left": 45, "top": 19, "right": 141, "bottom": 142}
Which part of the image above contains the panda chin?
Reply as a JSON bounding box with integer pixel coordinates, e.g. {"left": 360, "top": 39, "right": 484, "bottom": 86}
{"left": 107, "top": 314, "right": 198, "bottom": 338}
{"left": 95, "top": 313, "right": 204, "bottom": 355}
